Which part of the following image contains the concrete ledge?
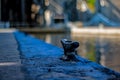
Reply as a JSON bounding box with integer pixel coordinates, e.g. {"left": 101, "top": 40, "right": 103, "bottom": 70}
{"left": 68, "top": 22, "right": 120, "bottom": 38}
{"left": 14, "top": 31, "right": 120, "bottom": 80}
{"left": 0, "top": 28, "right": 16, "bottom": 33}
{"left": 18, "top": 27, "right": 67, "bottom": 34}
{"left": 0, "top": 31, "right": 24, "bottom": 80}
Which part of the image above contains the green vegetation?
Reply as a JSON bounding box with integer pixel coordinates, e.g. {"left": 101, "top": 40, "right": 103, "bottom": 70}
{"left": 86, "top": 0, "right": 96, "bottom": 13}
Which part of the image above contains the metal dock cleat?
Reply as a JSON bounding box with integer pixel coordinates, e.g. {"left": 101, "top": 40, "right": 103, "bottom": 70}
{"left": 60, "top": 39, "right": 80, "bottom": 61}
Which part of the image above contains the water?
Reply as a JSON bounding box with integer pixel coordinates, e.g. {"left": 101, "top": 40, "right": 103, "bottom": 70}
{"left": 31, "top": 33, "right": 120, "bottom": 72}
{"left": 72, "top": 36, "right": 120, "bottom": 72}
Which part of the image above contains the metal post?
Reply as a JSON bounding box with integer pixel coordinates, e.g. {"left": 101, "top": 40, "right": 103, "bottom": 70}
{"left": 96, "top": 0, "right": 101, "bottom": 13}
{"left": 21, "top": 0, "right": 25, "bottom": 25}
{"left": 0, "top": 0, "right": 1, "bottom": 21}
{"left": 43, "top": 0, "right": 46, "bottom": 26}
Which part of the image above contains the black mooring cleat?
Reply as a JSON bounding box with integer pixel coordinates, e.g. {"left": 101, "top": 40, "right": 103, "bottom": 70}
{"left": 60, "top": 39, "right": 80, "bottom": 61}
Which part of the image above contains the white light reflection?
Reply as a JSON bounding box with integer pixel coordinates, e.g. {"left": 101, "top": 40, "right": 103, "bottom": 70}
{"left": 100, "top": 0, "right": 105, "bottom": 7}
{"left": 0, "top": 62, "right": 19, "bottom": 66}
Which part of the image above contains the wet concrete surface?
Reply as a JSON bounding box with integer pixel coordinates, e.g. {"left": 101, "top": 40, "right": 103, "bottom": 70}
{"left": 0, "top": 30, "right": 24, "bottom": 80}
{"left": 14, "top": 31, "right": 120, "bottom": 80}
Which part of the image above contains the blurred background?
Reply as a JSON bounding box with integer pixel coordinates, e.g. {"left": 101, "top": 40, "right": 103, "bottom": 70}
{"left": 0, "top": 0, "right": 120, "bottom": 72}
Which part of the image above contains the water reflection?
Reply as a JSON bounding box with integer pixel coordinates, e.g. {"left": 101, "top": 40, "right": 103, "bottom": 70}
{"left": 72, "top": 36, "right": 120, "bottom": 72}
{"left": 31, "top": 33, "right": 71, "bottom": 47}
{"left": 32, "top": 33, "right": 120, "bottom": 72}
